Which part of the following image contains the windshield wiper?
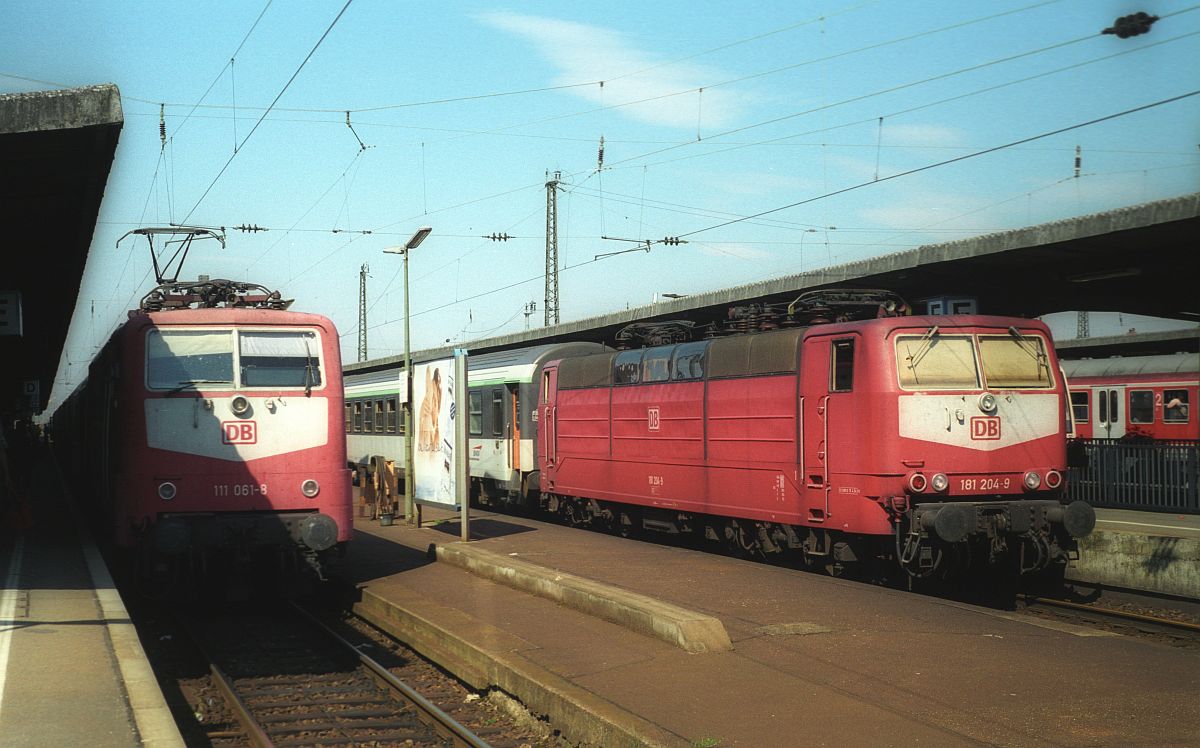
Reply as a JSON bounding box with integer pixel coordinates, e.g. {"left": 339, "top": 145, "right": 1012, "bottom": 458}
{"left": 903, "top": 325, "right": 940, "bottom": 381}
{"left": 169, "top": 379, "right": 230, "bottom": 394}
{"left": 303, "top": 337, "right": 315, "bottom": 397}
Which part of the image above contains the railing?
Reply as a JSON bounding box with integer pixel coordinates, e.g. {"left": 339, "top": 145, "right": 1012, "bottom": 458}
{"left": 1067, "top": 439, "right": 1200, "bottom": 513}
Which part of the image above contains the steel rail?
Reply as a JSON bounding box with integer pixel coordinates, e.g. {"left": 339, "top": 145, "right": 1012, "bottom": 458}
{"left": 290, "top": 602, "right": 490, "bottom": 748}
{"left": 1018, "top": 593, "right": 1200, "bottom": 634}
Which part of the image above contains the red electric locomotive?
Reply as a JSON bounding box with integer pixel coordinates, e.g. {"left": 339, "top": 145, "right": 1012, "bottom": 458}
{"left": 53, "top": 274, "right": 351, "bottom": 589}
{"left": 1062, "top": 353, "right": 1198, "bottom": 441}
{"left": 537, "top": 311, "right": 1095, "bottom": 577}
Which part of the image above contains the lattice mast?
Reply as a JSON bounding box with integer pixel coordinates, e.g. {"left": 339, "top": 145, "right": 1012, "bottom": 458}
{"left": 544, "top": 170, "right": 561, "bottom": 326}
{"left": 358, "top": 263, "right": 369, "bottom": 362}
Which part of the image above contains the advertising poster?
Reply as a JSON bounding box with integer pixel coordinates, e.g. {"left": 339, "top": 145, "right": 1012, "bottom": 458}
{"left": 412, "top": 358, "right": 457, "bottom": 506}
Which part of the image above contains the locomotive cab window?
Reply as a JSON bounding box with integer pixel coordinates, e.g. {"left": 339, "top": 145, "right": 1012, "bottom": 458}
{"left": 978, "top": 333, "right": 1052, "bottom": 388}
{"left": 240, "top": 330, "right": 321, "bottom": 388}
{"left": 831, "top": 339, "right": 855, "bottom": 392}
{"left": 896, "top": 333, "right": 978, "bottom": 389}
{"left": 1129, "top": 390, "right": 1154, "bottom": 424}
{"left": 146, "top": 330, "right": 234, "bottom": 389}
{"left": 1164, "top": 389, "right": 1190, "bottom": 423}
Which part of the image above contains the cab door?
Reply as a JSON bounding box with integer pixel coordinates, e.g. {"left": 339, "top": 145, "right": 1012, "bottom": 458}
{"left": 1093, "top": 386, "right": 1125, "bottom": 439}
{"left": 799, "top": 335, "right": 857, "bottom": 522}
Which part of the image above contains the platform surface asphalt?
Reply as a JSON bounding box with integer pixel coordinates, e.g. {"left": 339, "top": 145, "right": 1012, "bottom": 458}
{"left": 342, "top": 508, "right": 1200, "bottom": 748}
{"left": 0, "top": 460, "right": 183, "bottom": 748}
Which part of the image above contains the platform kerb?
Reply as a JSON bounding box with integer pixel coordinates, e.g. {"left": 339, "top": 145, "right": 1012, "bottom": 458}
{"left": 353, "top": 588, "right": 686, "bottom": 748}
{"left": 434, "top": 542, "right": 734, "bottom": 654}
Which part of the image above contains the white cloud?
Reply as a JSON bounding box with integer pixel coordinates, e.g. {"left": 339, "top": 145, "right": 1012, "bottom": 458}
{"left": 478, "top": 12, "right": 746, "bottom": 130}
{"left": 881, "top": 123, "right": 969, "bottom": 149}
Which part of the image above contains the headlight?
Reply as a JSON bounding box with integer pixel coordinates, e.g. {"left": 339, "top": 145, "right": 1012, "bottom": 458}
{"left": 231, "top": 395, "right": 251, "bottom": 415}
{"left": 1023, "top": 471, "right": 1042, "bottom": 490}
{"left": 931, "top": 473, "right": 949, "bottom": 492}
{"left": 978, "top": 392, "right": 997, "bottom": 413}
{"left": 157, "top": 482, "right": 177, "bottom": 501}
{"left": 301, "top": 479, "right": 320, "bottom": 498}
{"left": 908, "top": 473, "right": 928, "bottom": 493}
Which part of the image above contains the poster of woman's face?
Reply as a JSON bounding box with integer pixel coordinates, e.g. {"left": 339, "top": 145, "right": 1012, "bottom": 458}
{"left": 412, "top": 359, "right": 456, "bottom": 505}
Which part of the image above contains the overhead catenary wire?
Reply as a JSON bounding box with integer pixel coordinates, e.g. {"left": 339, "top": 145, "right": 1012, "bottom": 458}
{"left": 181, "top": 0, "right": 355, "bottom": 224}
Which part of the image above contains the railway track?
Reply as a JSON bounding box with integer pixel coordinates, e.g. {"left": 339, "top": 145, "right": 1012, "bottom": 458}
{"left": 177, "top": 602, "right": 489, "bottom": 747}
{"left": 1016, "top": 592, "right": 1200, "bottom": 645}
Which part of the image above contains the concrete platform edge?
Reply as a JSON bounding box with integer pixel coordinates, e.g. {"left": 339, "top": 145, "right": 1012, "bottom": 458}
{"left": 434, "top": 542, "right": 732, "bottom": 654}
{"left": 354, "top": 588, "right": 688, "bottom": 748}
{"left": 1068, "top": 529, "right": 1200, "bottom": 599}
{"left": 80, "top": 537, "right": 184, "bottom": 748}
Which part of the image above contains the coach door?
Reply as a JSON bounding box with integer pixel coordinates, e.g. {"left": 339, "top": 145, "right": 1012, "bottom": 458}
{"left": 540, "top": 367, "right": 558, "bottom": 469}
{"left": 509, "top": 384, "right": 521, "bottom": 472}
{"left": 1093, "top": 386, "right": 1125, "bottom": 439}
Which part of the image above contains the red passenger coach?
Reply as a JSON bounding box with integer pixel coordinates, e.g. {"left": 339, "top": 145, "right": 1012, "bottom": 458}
{"left": 538, "top": 314, "right": 1095, "bottom": 577}
{"left": 1062, "top": 353, "right": 1198, "bottom": 441}
{"left": 53, "top": 279, "right": 351, "bottom": 588}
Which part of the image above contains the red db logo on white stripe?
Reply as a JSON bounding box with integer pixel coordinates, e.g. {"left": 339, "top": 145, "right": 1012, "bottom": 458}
{"left": 222, "top": 421, "right": 258, "bottom": 444}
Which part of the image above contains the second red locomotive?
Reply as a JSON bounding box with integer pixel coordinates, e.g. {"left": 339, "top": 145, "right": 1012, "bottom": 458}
{"left": 537, "top": 313, "right": 1095, "bottom": 577}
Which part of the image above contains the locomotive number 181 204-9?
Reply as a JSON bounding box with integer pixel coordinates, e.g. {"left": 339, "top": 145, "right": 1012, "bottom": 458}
{"left": 957, "top": 476, "right": 1011, "bottom": 492}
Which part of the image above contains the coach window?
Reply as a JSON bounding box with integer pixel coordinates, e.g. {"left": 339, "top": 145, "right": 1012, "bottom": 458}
{"left": 385, "top": 398, "right": 398, "bottom": 433}
{"left": 469, "top": 391, "right": 483, "bottom": 435}
{"left": 671, "top": 341, "right": 707, "bottom": 381}
{"left": 831, "top": 339, "right": 855, "bottom": 392}
{"left": 1128, "top": 389, "right": 1156, "bottom": 425}
{"left": 1070, "top": 391, "right": 1089, "bottom": 425}
{"left": 1164, "top": 390, "right": 1190, "bottom": 422}
{"left": 374, "top": 399, "right": 386, "bottom": 432}
{"left": 353, "top": 401, "right": 363, "bottom": 432}
{"left": 642, "top": 346, "right": 673, "bottom": 383}
{"left": 344, "top": 403, "right": 353, "bottom": 434}
{"left": 363, "top": 400, "right": 374, "bottom": 433}
{"left": 1129, "top": 390, "right": 1155, "bottom": 424}
{"left": 614, "top": 350, "right": 642, "bottom": 384}
{"left": 492, "top": 389, "right": 504, "bottom": 436}
{"left": 147, "top": 330, "right": 234, "bottom": 389}
{"left": 239, "top": 330, "right": 321, "bottom": 388}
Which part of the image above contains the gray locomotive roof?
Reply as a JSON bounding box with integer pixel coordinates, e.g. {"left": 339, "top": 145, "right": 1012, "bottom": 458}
{"left": 1061, "top": 352, "right": 1199, "bottom": 379}
{"left": 344, "top": 341, "right": 610, "bottom": 387}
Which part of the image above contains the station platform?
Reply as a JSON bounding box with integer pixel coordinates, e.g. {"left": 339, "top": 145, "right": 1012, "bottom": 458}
{"left": 0, "top": 460, "right": 182, "bottom": 748}
{"left": 1071, "top": 508, "right": 1200, "bottom": 598}
{"left": 343, "top": 507, "right": 1200, "bottom": 748}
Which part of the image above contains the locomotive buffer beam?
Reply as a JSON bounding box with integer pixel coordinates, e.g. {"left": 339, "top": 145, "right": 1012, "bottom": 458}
{"left": 912, "top": 500, "right": 1096, "bottom": 545}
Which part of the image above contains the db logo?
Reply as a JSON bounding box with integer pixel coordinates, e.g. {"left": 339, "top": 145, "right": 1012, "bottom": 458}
{"left": 222, "top": 421, "right": 258, "bottom": 444}
{"left": 647, "top": 407, "right": 661, "bottom": 431}
{"left": 970, "top": 416, "right": 1001, "bottom": 440}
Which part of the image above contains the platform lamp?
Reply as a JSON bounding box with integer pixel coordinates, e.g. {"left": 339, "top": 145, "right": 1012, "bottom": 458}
{"left": 384, "top": 226, "right": 432, "bottom": 525}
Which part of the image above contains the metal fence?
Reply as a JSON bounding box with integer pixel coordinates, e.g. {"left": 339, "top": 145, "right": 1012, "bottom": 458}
{"left": 1067, "top": 439, "right": 1200, "bottom": 513}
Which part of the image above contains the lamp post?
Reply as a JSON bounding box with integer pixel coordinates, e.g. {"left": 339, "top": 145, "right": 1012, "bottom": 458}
{"left": 384, "top": 226, "right": 432, "bottom": 525}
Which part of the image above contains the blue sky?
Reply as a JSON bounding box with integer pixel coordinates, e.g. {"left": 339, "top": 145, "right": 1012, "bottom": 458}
{"left": 3, "top": 0, "right": 1198, "bottom": 406}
